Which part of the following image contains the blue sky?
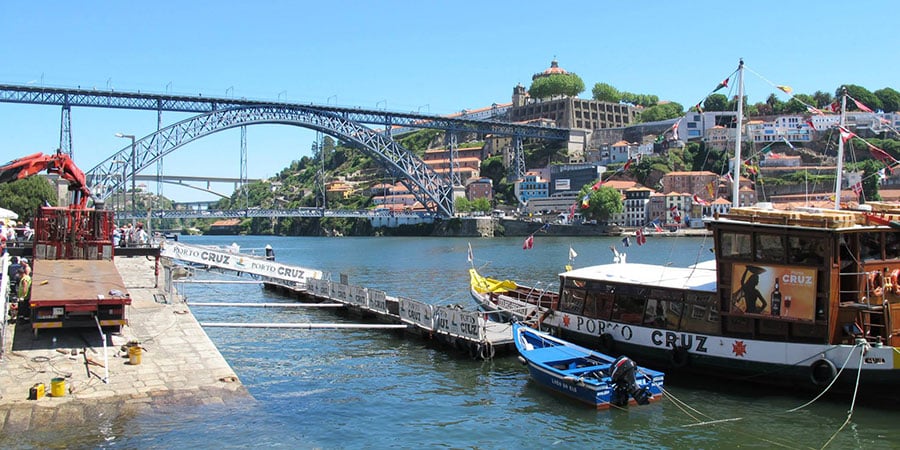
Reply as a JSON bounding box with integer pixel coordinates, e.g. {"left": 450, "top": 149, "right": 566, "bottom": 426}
{"left": 2, "top": 1, "right": 898, "bottom": 202}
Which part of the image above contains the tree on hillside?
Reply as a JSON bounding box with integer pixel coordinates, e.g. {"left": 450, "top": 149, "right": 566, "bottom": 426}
{"left": 784, "top": 94, "right": 816, "bottom": 114}
{"left": 592, "top": 82, "right": 621, "bottom": 102}
{"left": 638, "top": 102, "right": 683, "bottom": 122}
{"left": 529, "top": 73, "right": 585, "bottom": 99}
{"left": 621, "top": 92, "right": 660, "bottom": 108}
{"left": 875, "top": 88, "right": 900, "bottom": 112}
{"left": 839, "top": 85, "right": 882, "bottom": 112}
{"left": 578, "top": 184, "right": 623, "bottom": 223}
{"left": 0, "top": 176, "right": 57, "bottom": 223}
{"left": 704, "top": 94, "right": 729, "bottom": 111}
{"left": 813, "top": 90, "right": 834, "bottom": 108}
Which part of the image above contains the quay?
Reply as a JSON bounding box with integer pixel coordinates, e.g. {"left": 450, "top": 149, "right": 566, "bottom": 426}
{"left": 0, "top": 255, "right": 249, "bottom": 435}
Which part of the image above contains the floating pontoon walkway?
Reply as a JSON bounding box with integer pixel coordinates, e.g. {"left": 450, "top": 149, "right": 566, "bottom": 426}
{"left": 162, "top": 242, "right": 514, "bottom": 359}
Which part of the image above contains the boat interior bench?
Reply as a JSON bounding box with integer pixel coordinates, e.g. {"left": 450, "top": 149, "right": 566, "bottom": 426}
{"left": 563, "top": 364, "right": 612, "bottom": 376}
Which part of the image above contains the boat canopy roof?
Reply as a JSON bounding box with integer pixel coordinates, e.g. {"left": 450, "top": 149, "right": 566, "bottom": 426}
{"left": 561, "top": 261, "right": 718, "bottom": 293}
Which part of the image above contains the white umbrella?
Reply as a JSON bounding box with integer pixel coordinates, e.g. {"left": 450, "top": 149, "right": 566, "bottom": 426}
{"left": 0, "top": 207, "right": 19, "bottom": 220}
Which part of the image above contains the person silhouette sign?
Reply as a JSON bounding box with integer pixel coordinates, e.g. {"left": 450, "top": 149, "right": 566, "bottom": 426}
{"left": 733, "top": 265, "right": 768, "bottom": 314}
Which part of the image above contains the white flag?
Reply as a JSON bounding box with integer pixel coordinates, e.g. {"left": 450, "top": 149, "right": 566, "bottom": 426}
{"left": 569, "top": 246, "right": 578, "bottom": 260}
{"left": 467, "top": 242, "right": 473, "bottom": 263}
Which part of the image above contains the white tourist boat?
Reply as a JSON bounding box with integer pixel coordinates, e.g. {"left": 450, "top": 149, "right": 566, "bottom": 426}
{"left": 472, "top": 61, "right": 900, "bottom": 394}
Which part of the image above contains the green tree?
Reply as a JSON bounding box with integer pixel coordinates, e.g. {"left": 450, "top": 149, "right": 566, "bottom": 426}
{"left": 838, "top": 85, "right": 882, "bottom": 112}
{"left": 0, "top": 176, "right": 57, "bottom": 223}
{"left": 455, "top": 197, "right": 472, "bottom": 213}
{"left": 784, "top": 94, "right": 816, "bottom": 114}
{"left": 704, "top": 94, "right": 729, "bottom": 111}
{"left": 875, "top": 87, "right": 900, "bottom": 112}
{"left": 621, "top": 92, "right": 659, "bottom": 107}
{"left": 529, "top": 73, "right": 585, "bottom": 99}
{"left": 578, "top": 185, "right": 623, "bottom": 222}
{"left": 471, "top": 197, "right": 491, "bottom": 212}
{"left": 638, "top": 102, "right": 684, "bottom": 122}
{"left": 812, "top": 90, "right": 834, "bottom": 108}
{"left": 592, "top": 82, "right": 621, "bottom": 102}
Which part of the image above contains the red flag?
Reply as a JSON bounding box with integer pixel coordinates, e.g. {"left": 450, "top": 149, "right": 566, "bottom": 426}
{"left": 852, "top": 98, "right": 873, "bottom": 112}
{"left": 695, "top": 102, "right": 704, "bottom": 113}
{"left": 653, "top": 222, "right": 663, "bottom": 232}
{"left": 713, "top": 78, "right": 729, "bottom": 92}
{"left": 867, "top": 142, "right": 896, "bottom": 167}
{"left": 839, "top": 126, "right": 856, "bottom": 143}
{"left": 522, "top": 235, "right": 534, "bottom": 250}
{"left": 591, "top": 179, "right": 602, "bottom": 190}
{"left": 805, "top": 118, "right": 816, "bottom": 130}
{"left": 851, "top": 182, "right": 863, "bottom": 196}
{"left": 693, "top": 194, "right": 709, "bottom": 206}
{"left": 635, "top": 228, "right": 646, "bottom": 246}
{"left": 830, "top": 100, "right": 841, "bottom": 113}
{"left": 568, "top": 202, "right": 577, "bottom": 220}
{"left": 623, "top": 158, "right": 633, "bottom": 170}
{"left": 806, "top": 105, "right": 825, "bottom": 115}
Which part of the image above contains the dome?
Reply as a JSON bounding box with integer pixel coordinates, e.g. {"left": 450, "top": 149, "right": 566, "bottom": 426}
{"left": 532, "top": 59, "right": 569, "bottom": 80}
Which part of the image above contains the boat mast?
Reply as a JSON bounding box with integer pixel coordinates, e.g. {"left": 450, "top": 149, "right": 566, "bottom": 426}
{"left": 833, "top": 87, "right": 848, "bottom": 210}
{"left": 731, "top": 59, "right": 745, "bottom": 208}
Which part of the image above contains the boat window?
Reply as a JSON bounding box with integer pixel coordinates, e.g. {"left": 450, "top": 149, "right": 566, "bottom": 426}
{"left": 611, "top": 292, "right": 645, "bottom": 325}
{"left": 680, "top": 293, "right": 720, "bottom": 334}
{"left": 886, "top": 233, "right": 900, "bottom": 260}
{"left": 643, "top": 299, "right": 680, "bottom": 329}
{"left": 559, "top": 288, "right": 586, "bottom": 315}
{"left": 787, "top": 236, "right": 826, "bottom": 266}
{"left": 720, "top": 231, "right": 752, "bottom": 259}
{"left": 861, "top": 233, "right": 882, "bottom": 261}
{"left": 755, "top": 233, "right": 785, "bottom": 262}
{"left": 583, "top": 291, "right": 614, "bottom": 320}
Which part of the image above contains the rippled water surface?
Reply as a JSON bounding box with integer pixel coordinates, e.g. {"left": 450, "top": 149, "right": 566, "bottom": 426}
{"left": 5, "top": 235, "right": 899, "bottom": 449}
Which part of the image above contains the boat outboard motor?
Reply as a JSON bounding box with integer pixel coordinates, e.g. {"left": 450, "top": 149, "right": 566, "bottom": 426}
{"left": 609, "top": 356, "right": 652, "bottom": 406}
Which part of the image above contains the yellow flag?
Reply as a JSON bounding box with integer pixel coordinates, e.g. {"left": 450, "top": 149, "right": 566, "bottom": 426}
{"left": 777, "top": 85, "right": 793, "bottom": 94}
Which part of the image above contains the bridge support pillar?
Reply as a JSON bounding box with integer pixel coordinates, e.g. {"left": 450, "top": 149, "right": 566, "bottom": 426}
{"left": 59, "top": 102, "right": 73, "bottom": 157}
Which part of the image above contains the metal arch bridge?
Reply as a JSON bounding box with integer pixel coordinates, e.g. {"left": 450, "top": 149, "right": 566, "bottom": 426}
{"left": 132, "top": 174, "right": 263, "bottom": 198}
{"left": 116, "top": 207, "right": 432, "bottom": 221}
{"left": 0, "top": 84, "right": 570, "bottom": 217}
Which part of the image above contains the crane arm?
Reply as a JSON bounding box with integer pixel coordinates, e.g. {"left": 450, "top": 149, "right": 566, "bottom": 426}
{"left": 0, "top": 150, "right": 92, "bottom": 208}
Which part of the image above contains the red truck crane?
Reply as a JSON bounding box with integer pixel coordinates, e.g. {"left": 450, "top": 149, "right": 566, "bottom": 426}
{"left": 0, "top": 151, "right": 131, "bottom": 334}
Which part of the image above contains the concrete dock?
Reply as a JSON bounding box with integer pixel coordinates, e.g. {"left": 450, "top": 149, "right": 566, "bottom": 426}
{"left": 0, "top": 256, "right": 250, "bottom": 434}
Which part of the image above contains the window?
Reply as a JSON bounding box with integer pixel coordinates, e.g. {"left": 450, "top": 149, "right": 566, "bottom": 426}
{"left": 611, "top": 288, "right": 646, "bottom": 325}
{"left": 788, "top": 236, "right": 826, "bottom": 266}
{"left": 861, "top": 233, "right": 882, "bottom": 261}
{"left": 755, "top": 233, "right": 785, "bottom": 262}
{"left": 583, "top": 290, "right": 614, "bottom": 320}
{"left": 560, "top": 285, "right": 586, "bottom": 315}
{"left": 680, "top": 293, "right": 720, "bottom": 334}
{"left": 720, "top": 231, "right": 752, "bottom": 259}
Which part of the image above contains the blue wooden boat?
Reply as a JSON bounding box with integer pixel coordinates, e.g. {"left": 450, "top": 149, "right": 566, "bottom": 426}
{"left": 513, "top": 323, "right": 664, "bottom": 409}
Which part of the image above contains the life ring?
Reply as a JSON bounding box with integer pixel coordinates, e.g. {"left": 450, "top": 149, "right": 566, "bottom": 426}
{"left": 891, "top": 269, "right": 900, "bottom": 296}
{"left": 670, "top": 346, "right": 690, "bottom": 368}
{"left": 867, "top": 271, "right": 884, "bottom": 298}
{"left": 598, "top": 333, "right": 616, "bottom": 354}
{"left": 810, "top": 359, "right": 837, "bottom": 386}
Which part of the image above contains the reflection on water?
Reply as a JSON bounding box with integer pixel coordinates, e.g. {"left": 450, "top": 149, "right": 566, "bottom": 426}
{"left": 2, "top": 235, "right": 897, "bottom": 448}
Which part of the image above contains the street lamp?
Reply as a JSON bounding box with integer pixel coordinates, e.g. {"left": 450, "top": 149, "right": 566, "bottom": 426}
{"left": 115, "top": 133, "right": 136, "bottom": 225}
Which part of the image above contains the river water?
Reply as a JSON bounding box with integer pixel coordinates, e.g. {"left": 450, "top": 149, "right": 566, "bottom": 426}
{"left": 10, "top": 234, "right": 900, "bottom": 448}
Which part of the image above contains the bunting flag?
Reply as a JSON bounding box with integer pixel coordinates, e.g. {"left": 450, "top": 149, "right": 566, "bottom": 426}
{"left": 806, "top": 105, "right": 825, "bottom": 115}
{"left": 706, "top": 180, "right": 716, "bottom": 198}
{"left": 725, "top": 172, "right": 734, "bottom": 183}
{"left": 777, "top": 85, "right": 793, "bottom": 94}
{"left": 591, "top": 179, "right": 603, "bottom": 190}
{"left": 852, "top": 98, "right": 873, "bottom": 112}
{"left": 672, "top": 122, "right": 679, "bottom": 140}
{"left": 522, "top": 235, "right": 534, "bottom": 250}
{"left": 851, "top": 182, "right": 863, "bottom": 196}
{"left": 830, "top": 100, "right": 841, "bottom": 113}
{"left": 581, "top": 194, "right": 591, "bottom": 209}
{"left": 467, "top": 242, "right": 473, "bottom": 264}
{"left": 760, "top": 143, "right": 774, "bottom": 154}
{"left": 653, "top": 222, "right": 663, "bottom": 232}
{"left": 867, "top": 142, "right": 897, "bottom": 171}
{"left": 839, "top": 126, "right": 856, "bottom": 143}
{"left": 568, "top": 202, "right": 577, "bottom": 220}
{"left": 569, "top": 246, "right": 578, "bottom": 260}
{"left": 623, "top": 158, "right": 634, "bottom": 170}
{"left": 805, "top": 118, "right": 816, "bottom": 130}
{"left": 539, "top": 223, "right": 551, "bottom": 232}
{"left": 781, "top": 137, "right": 795, "bottom": 150}
{"left": 878, "top": 168, "right": 887, "bottom": 183}
{"left": 622, "top": 237, "right": 631, "bottom": 247}
{"left": 635, "top": 228, "right": 647, "bottom": 246}
{"left": 655, "top": 134, "right": 665, "bottom": 144}
{"left": 693, "top": 194, "right": 709, "bottom": 206}
{"left": 695, "top": 102, "right": 704, "bottom": 113}
{"left": 713, "top": 78, "right": 729, "bottom": 92}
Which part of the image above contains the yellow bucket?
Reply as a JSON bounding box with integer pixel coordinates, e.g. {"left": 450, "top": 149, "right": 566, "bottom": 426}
{"left": 50, "top": 378, "right": 65, "bottom": 397}
{"left": 128, "top": 346, "right": 143, "bottom": 365}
